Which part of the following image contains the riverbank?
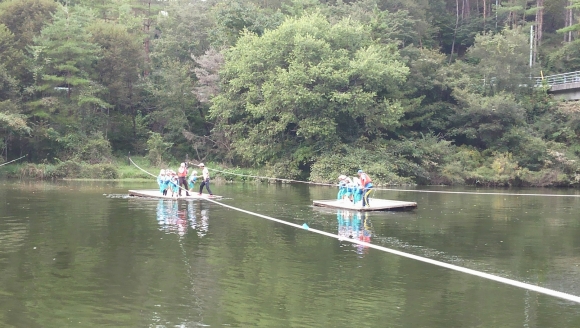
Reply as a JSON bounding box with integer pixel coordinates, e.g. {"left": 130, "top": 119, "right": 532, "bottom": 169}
{"left": 2, "top": 156, "right": 580, "bottom": 188}
{"left": 0, "top": 157, "right": 270, "bottom": 183}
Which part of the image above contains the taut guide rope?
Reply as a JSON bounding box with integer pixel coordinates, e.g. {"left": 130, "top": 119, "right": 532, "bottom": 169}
{"left": 0, "top": 154, "right": 27, "bottom": 168}
{"left": 128, "top": 157, "right": 580, "bottom": 304}
{"left": 207, "top": 166, "right": 580, "bottom": 198}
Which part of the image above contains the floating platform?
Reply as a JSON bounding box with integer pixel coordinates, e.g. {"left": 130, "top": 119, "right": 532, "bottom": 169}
{"left": 313, "top": 198, "right": 417, "bottom": 211}
{"left": 128, "top": 189, "right": 223, "bottom": 200}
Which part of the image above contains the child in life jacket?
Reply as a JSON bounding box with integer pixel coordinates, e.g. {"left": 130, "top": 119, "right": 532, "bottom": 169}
{"left": 188, "top": 170, "right": 198, "bottom": 192}
{"left": 169, "top": 171, "right": 179, "bottom": 198}
{"left": 337, "top": 175, "right": 347, "bottom": 200}
{"left": 344, "top": 176, "right": 355, "bottom": 202}
{"left": 352, "top": 177, "right": 363, "bottom": 205}
{"left": 157, "top": 169, "right": 167, "bottom": 195}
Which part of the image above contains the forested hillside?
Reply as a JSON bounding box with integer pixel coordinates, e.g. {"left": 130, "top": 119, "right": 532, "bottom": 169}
{"left": 1, "top": 0, "right": 580, "bottom": 186}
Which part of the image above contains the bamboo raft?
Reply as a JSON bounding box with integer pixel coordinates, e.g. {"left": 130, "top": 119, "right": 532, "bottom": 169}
{"left": 313, "top": 198, "right": 417, "bottom": 211}
{"left": 128, "top": 189, "right": 223, "bottom": 200}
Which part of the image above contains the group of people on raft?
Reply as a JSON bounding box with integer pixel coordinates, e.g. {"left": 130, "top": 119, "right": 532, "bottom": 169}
{"left": 157, "top": 162, "right": 213, "bottom": 198}
{"left": 337, "top": 170, "right": 374, "bottom": 207}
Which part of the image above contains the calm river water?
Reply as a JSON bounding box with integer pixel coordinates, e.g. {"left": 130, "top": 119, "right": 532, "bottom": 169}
{"left": 1, "top": 180, "right": 580, "bottom": 327}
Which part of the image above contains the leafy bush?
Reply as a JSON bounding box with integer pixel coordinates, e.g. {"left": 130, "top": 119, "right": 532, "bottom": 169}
{"left": 76, "top": 132, "right": 113, "bottom": 164}
{"left": 310, "top": 146, "right": 412, "bottom": 185}
{"left": 82, "top": 163, "right": 119, "bottom": 179}
{"left": 147, "top": 132, "right": 173, "bottom": 167}
{"left": 19, "top": 163, "right": 47, "bottom": 179}
{"left": 264, "top": 160, "right": 303, "bottom": 180}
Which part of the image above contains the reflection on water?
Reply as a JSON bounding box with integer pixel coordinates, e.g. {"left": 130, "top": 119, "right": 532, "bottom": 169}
{"left": 156, "top": 200, "right": 209, "bottom": 237}
{"left": 3, "top": 182, "right": 580, "bottom": 327}
{"left": 337, "top": 210, "right": 373, "bottom": 255}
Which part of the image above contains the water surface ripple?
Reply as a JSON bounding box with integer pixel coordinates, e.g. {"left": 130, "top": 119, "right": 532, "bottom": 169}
{"left": 1, "top": 181, "right": 580, "bottom": 327}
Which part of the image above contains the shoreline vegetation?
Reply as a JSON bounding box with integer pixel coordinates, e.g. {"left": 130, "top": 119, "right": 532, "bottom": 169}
{"left": 1, "top": 155, "right": 579, "bottom": 188}
{"left": 2, "top": 2, "right": 580, "bottom": 189}
{"left": 0, "top": 157, "right": 288, "bottom": 184}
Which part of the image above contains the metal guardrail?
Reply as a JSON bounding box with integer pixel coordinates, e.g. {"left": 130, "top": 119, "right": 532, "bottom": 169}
{"left": 535, "top": 71, "right": 580, "bottom": 87}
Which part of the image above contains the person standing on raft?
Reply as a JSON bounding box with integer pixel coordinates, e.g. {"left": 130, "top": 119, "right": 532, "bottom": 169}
{"left": 197, "top": 163, "right": 213, "bottom": 196}
{"left": 337, "top": 175, "right": 348, "bottom": 200}
{"left": 357, "top": 169, "right": 373, "bottom": 207}
{"left": 157, "top": 169, "right": 168, "bottom": 196}
{"left": 177, "top": 162, "right": 190, "bottom": 197}
{"left": 188, "top": 170, "right": 198, "bottom": 193}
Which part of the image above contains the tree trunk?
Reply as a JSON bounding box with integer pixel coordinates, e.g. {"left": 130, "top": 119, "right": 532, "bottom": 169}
{"left": 564, "top": 1, "right": 571, "bottom": 42}
{"left": 483, "top": 0, "right": 487, "bottom": 31}
{"left": 143, "top": 0, "right": 151, "bottom": 76}
{"left": 450, "top": 0, "right": 460, "bottom": 64}
{"left": 569, "top": 3, "right": 574, "bottom": 42}
{"left": 533, "top": 0, "right": 544, "bottom": 64}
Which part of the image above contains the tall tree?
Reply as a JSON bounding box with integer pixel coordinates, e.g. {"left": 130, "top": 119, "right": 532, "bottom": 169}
{"left": 465, "top": 28, "right": 531, "bottom": 95}
{"left": 31, "top": 4, "right": 108, "bottom": 133}
{"left": 0, "top": 24, "right": 23, "bottom": 85}
{"left": 151, "top": 0, "right": 217, "bottom": 63}
{"left": 0, "top": 0, "right": 58, "bottom": 51}
{"left": 88, "top": 20, "right": 143, "bottom": 143}
{"left": 558, "top": 0, "right": 580, "bottom": 41}
{"left": 211, "top": 0, "right": 285, "bottom": 47}
{"left": 0, "top": 0, "right": 58, "bottom": 84}
{"left": 210, "top": 13, "right": 409, "bottom": 167}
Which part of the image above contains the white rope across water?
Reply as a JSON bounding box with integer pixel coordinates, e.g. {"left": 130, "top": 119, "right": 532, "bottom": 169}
{"left": 203, "top": 197, "right": 580, "bottom": 304}
{"left": 208, "top": 167, "right": 334, "bottom": 187}
{"left": 208, "top": 167, "right": 580, "bottom": 198}
{"left": 0, "top": 154, "right": 27, "bottom": 168}
{"left": 129, "top": 158, "right": 580, "bottom": 303}
{"left": 128, "top": 157, "right": 157, "bottom": 178}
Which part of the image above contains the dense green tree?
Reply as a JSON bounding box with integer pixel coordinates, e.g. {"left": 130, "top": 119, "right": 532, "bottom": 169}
{"left": 396, "top": 47, "right": 455, "bottom": 135}
{"left": 31, "top": 4, "right": 107, "bottom": 131}
{"left": 0, "top": 0, "right": 57, "bottom": 84}
{"left": 0, "top": 24, "right": 22, "bottom": 92}
{"left": 547, "top": 39, "right": 580, "bottom": 72}
{"left": 151, "top": 0, "right": 217, "bottom": 62}
{"left": 88, "top": 21, "right": 143, "bottom": 147}
{"left": 145, "top": 58, "right": 200, "bottom": 154}
{"left": 210, "top": 13, "right": 409, "bottom": 169}
{"left": 0, "top": 108, "right": 30, "bottom": 161}
{"left": 450, "top": 28, "right": 532, "bottom": 96}
{"left": 449, "top": 91, "right": 527, "bottom": 149}
{"left": 0, "top": 0, "right": 58, "bottom": 50}
{"left": 210, "top": 0, "right": 285, "bottom": 47}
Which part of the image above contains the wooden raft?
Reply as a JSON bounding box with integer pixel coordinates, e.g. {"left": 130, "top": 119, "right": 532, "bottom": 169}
{"left": 313, "top": 198, "right": 417, "bottom": 211}
{"left": 128, "top": 189, "right": 223, "bottom": 200}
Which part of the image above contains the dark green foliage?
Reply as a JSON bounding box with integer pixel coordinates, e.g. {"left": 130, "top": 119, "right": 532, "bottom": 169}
{"left": 310, "top": 147, "right": 414, "bottom": 186}
{"left": 211, "top": 0, "right": 285, "bottom": 47}
{"left": 211, "top": 13, "right": 409, "bottom": 173}
{"left": 0, "top": 0, "right": 579, "bottom": 187}
{"left": 146, "top": 132, "right": 172, "bottom": 167}
{"left": 76, "top": 133, "right": 113, "bottom": 164}
{"left": 0, "top": 0, "right": 58, "bottom": 51}
{"left": 15, "top": 160, "right": 119, "bottom": 179}
{"left": 84, "top": 163, "right": 118, "bottom": 179}
{"left": 310, "top": 134, "right": 455, "bottom": 185}
{"left": 449, "top": 92, "right": 526, "bottom": 149}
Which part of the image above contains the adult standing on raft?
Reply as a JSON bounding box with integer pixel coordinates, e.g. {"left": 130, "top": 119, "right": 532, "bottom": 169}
{"left": 177, "top": 162, "right": 190, "bottom": 197}
{"left": 358, "top": 169, "right": 373, "bottom": 207}
{"left": 197, "top": 163, "right": 213, "bottom": 197}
